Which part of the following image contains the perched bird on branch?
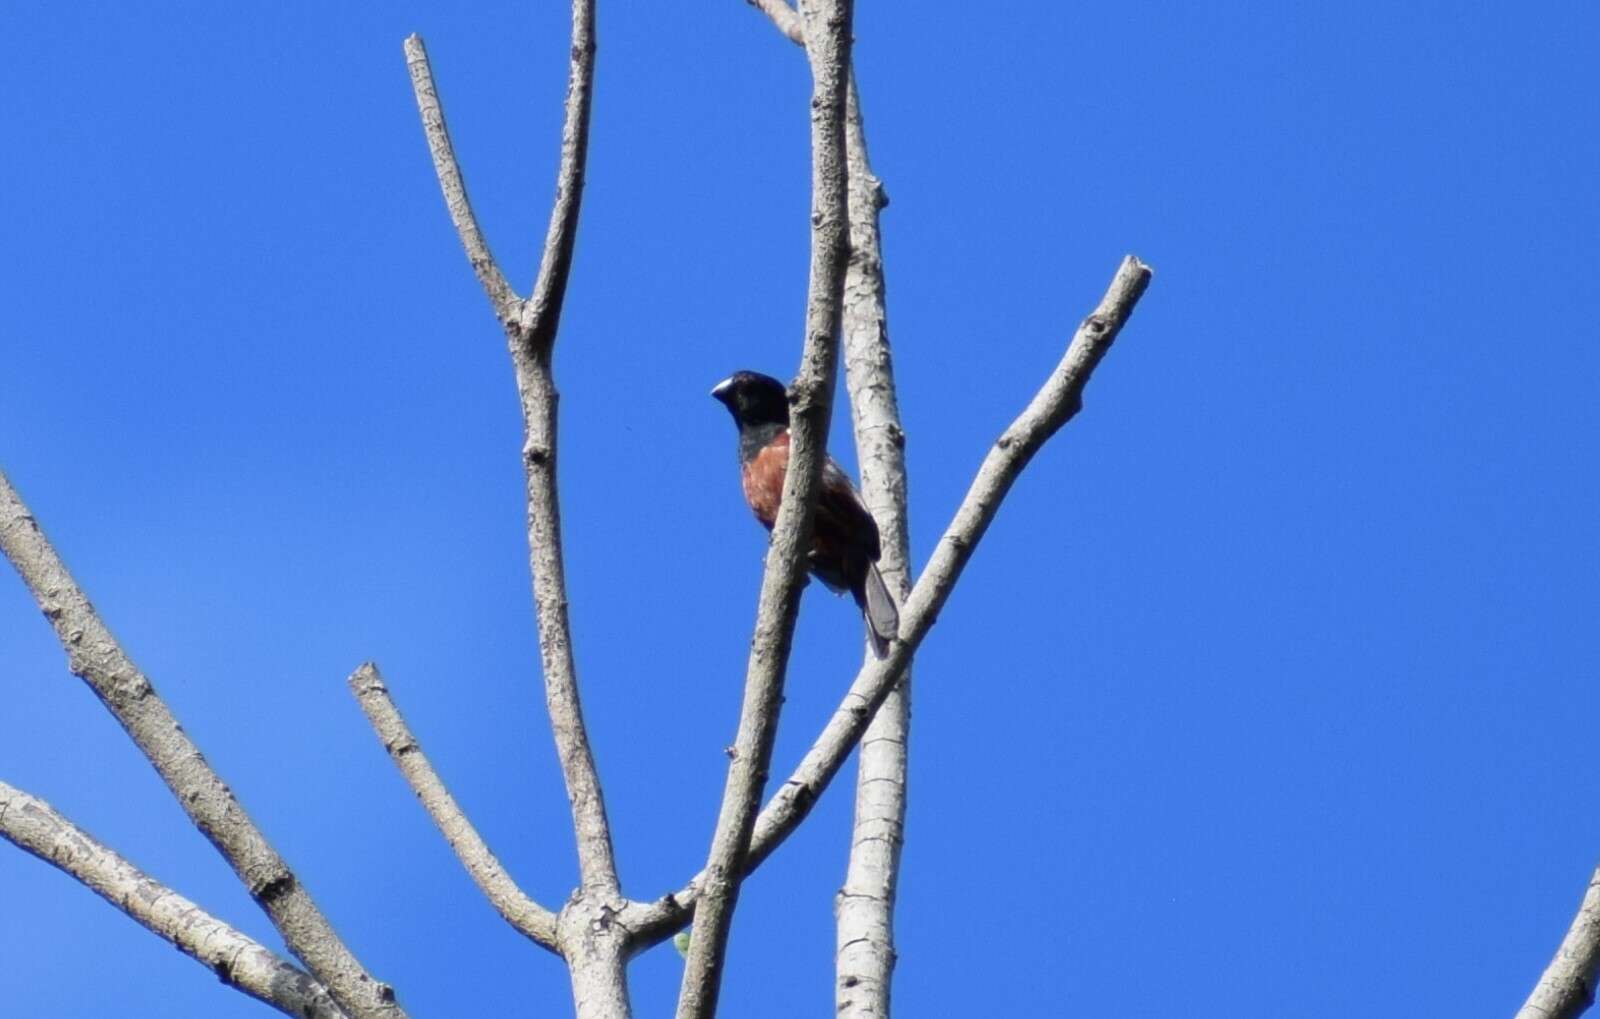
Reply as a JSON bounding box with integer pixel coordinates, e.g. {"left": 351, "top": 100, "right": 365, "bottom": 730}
{"left": 711, "top": 370, "right": 899, "bottom": 657}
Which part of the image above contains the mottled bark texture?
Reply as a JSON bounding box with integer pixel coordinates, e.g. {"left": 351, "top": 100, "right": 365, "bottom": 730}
{"left": 0, "top": 469, "right": 403, "bottom": 1019}
{"left": 674, "top": 2, "right": 855, "bottom": 1017}
{"left": 833, "top": 73, "right": 911, "bottom": 1018}
{"left": 402, "top": 5, "right": 631, "bottom": 1016}
{"left": 738, "top": 5, "right": 913, "bottom": 1009}
{"left": 0, "top": 781, "right": 347, "bottom": 1019}
{"left": 1518, "top": 865, "right": 1600, "bottom": 1019}
{"left": 405, "top": 12, "right": 617, "bottom": 901}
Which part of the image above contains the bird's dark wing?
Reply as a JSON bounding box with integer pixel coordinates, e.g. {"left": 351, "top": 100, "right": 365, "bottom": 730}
{"left": 816, "top": 457, "right": 881, "bottom": 562}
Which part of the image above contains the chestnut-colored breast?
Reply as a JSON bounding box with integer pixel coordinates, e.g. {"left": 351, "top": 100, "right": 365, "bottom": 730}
{"left": 741, "top": 429, "right": 789, "bottom": 528}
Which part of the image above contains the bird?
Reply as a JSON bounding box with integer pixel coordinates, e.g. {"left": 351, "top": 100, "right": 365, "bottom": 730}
{"left": 711, "top": 370, "right": 900, "bottom": 657}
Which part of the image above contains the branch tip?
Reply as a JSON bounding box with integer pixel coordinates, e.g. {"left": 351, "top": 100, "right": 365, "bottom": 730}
{"left": 346, "top": 662, "right": 560, "bottom": 951}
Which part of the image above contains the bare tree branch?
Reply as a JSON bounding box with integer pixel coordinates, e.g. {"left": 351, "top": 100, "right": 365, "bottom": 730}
{"left": 405, "top": 9, "right": 631, "bottom": 1014}
{"left": 749, "top": 253, "right": 1152, "bottom": 879}
{"left": 404, "top": 34, "right": 520, "bottom": 326}
{"left": 746, "top": 0, "right": 804, "bottom": 43}
{"left": 1519, "top": 864, "right": 1600, "bottom": 1019}
{"left": 405, "top": 2, "right": 619, "bottom": 903}
{"left": 743, "top": 12, "right": 1138, "bottom": 1012}
{"left": 740, "top": 6, "right": 912, "bottom": 1008}
{"left": 0, "top": 780, "right": 347, "bottom": 1019}
{"left": 834, "top": 74, "right": 910, "bottom": 1019}
{"left": 517, "top": 0, "right": 597, "bottom": 353}
{"left": 674, "top": 1, "right": 855, "bottom": 1015}
{"left": 0, "top": 469, "right": 404, "bottom": 1019}
{"left": 504, "top": 0, "right": 617, "bottom": 906}
{"left": 634, "top": 254, "right": 1154, "bottom": 949}
{"left": 511, "top": 349, "right": 621, "bottom": 902}
{"left": 347, "top": 663, "right": 560, "bottom": 952}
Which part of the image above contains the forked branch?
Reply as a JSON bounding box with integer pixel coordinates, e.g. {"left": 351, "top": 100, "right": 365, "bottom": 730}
{"left": 403, "top": 0, "right": 619, "bottom": 902}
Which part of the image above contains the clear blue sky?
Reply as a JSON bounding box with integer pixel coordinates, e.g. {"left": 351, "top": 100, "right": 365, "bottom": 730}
{"left": 3, "top": 3, "right": 1598, "bottom": 1016}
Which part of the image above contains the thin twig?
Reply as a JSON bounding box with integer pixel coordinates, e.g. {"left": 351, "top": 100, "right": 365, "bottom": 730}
{"left": 834, "top": 71, "right": 910, "bottom": 1018}
{"left": 674, "top": 1, "right": 855, "bottom": 1016}
{"left": 0, "top": 781, "right": 347, "bottom": 1019}
{"left": 404, "top": 34, "right": 520, "bottom": 326}
{"left": 1518, "top": 864, "right": 1600, "bottom": 1019}
{"left": 633, "top": 254, "right": 1154, "bottom": 948}
{"left": 347, "top": 663, "right": 560, "bottom": 951}
{"left": 0, "top": 469, "right": 405, "bottom": 1019}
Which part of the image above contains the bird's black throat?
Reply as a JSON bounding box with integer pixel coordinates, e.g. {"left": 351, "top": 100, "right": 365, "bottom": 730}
{"left": 737, "top": 421, "right": 787, "bottom": 466}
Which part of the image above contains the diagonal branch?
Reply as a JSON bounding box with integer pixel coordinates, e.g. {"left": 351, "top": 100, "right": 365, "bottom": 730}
{"left": 633, "top": 254, "right": 1154, "bottom": 949}
{"left": 674, "top": 1, "right": 855, "bottom": 1015}
{"left": 0, "top": 468, "right": 405, "bottom": 1019}
{"left": 746, "top": 0, "right": 803, "bottom": 43}
{"left": 347, "top": 663, "right": 560, "bottom": 952}
{"left": 405, "top": 34, "right": 519, "bottom": 326}
{"left": 405, "top": 1, "right": 619, "bottom": 901}
{"left": 0, "top": 780, "right": 347, "bottom": 1019}
{"left": 1518, "top": 863, "right": 1600, "bottom": 1019}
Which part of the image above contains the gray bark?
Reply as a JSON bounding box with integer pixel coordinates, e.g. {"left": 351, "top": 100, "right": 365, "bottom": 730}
{"left": 405, "top": 15, "right": 618, "bottom": 901}
{"left": 834, "top": 76, "right": 910, "bottom": 1019}
{"left": 403, "top": 6, "right": 632, "bottom": 1015}
{"left": 4, "top": 6, "right": 1159, "bottom": 1014}
{"left": 674, "top": 2, "right": 855, "bottom": 1017}
{"left": 0, "top": 469, "right": 404, "bottom": 1019}
{"left": 1518, "top": 865, "right": 1600, "bottom": 1019}
{"left": 0, "top": 780, "right": 346, "bottom": 1019}
{"left": 348, "top": 664, "right": 560, "bottom": 950}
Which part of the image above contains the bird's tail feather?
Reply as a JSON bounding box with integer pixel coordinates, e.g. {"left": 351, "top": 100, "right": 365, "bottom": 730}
{"left": 860, "top": 563, "right": 899, "bottom": 659}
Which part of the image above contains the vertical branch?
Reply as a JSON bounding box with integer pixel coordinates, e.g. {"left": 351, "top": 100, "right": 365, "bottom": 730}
{"left": 675, "top": 1, "right": 855, "bottom": 1016}
{"left": 0, "top": 470, "right": 404, "bottom": 1019}
{"left": 835, "top": 73, "right": 911, "bottom": 1018}
{"left": 405, "top": 0, "right": 618, "bottom": 904}
{"left": 507, "top": 0, "right": 619, "bottom": 902}
{"left": 406, "top": 7, "right": 631, "bottom": 1015}
{"left": 738, "top": 5, "right": 911, "bottom": 1007}
{"left": 514, "top": 348, "right": 621, "bottom": 900}
{"left": 1518, "top": 864, "right": 1600, "bottom": 1019}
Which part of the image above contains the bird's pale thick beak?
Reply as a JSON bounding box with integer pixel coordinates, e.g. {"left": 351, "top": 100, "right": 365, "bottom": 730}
{"left": 710, "top": 377, "right": 735, "bottom": 401}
